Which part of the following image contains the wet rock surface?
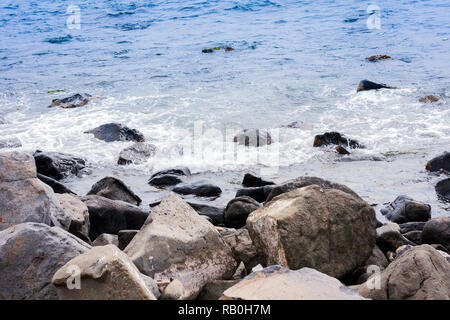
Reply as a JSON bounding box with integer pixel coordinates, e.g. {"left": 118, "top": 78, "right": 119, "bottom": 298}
{"left": 34, "top": 150, "right": 86, "bottom": 180}
{"left": 84, "top": 123, "right": 145, "bottom": 142}
{"left": 87, "top": 176, "right": 142, "bottom": 206}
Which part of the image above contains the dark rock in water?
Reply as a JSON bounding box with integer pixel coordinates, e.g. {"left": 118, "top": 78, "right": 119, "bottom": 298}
{"left": 365, "top": 55, "right": 392, "bottom": 62}
{"left": 37, "top": 173, "right": 76, "bottom": 194}
{"left": 79, "top": 195, "right": 149, "bottom": 241}
{"left": 0, "top": 222, "right": 90, "bottom": 300}
{"left": 0, "top": 137, "right": 22, "bottom": 149}
{"left": 87, "top": 176, "right": 142, "bottom": 206}
{"left": 202, "top": 46, "right": 234, "bottom": 53}
{"left": 266, "top": 176, "right": 361, "bottom": 202}
{"left": 172, "top": 180, "right": 222, "bottom": 197}
{"left": 356, "top": 80, "right": 396, "bottom": 92}
{"left": 422, "top": 217, "right": 450, "bottom": 252}
{"left": 33, "top": 150, "right": 86, "bottom": 180}
{"left": 242, "top": 173, "right": 275, "bottom": 188}
{"left": 118, "top": 142, "right": 156, "bottom": 165}
{"left": 336, "top": 145, "right": 350, "bottom": 155}
{"left": 187, "top": 202, "right": 225, "bottom": 226}
{"left": 435, "top": 178, "right": 450, "bottom": 201}
{"left": 235, "top": 185, "right": 275, "bottom": 203}
{"left": 149, "top": 174, "right": 183, "bottom": 187}
{"left": 380, "top": 195, "right": 431, "bottom": 224}
{"left": 224, "top": 196, "right": 261, "bottom": 229}
{"left": 118, "top": 230, "right": 138, "bottom": 250}
{"left": 419, "top": 95, "right": 441, "bottom": 103}
{"left": 313, "top": 132, "right": 363, "bottom": 149}
{"left": 84, "top": 123, "right": 145, "bottom": 143}
{"left": 399, "top": 221, "right": 426, "bottom": 234}
{"left": 403, "top": 231, "right": 422, "bottom": 245}
{"left": 148, "top": 167, "right": 190, "bottom": 187}
{"left": 233, "top": 129, "right": 272, "bottom": 147}
{"left": 426, "top": 152, "right": 450, "bottom": 172}
{"left": 48, "top": 93, "right": 92, "bottom": 109}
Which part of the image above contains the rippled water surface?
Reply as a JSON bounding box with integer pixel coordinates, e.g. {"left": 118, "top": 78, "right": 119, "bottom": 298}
{"left": 1, "top": 0, "right": 449, "bottom": 216}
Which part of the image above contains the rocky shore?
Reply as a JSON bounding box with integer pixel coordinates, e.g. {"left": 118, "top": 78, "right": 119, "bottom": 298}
{"left": 0, "top": 143, "right": 449, "bottom": 300}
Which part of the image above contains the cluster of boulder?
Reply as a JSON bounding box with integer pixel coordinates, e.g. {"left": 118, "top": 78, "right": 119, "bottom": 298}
{"left": 1, "top": 150, "right": 449, "bottom": 300}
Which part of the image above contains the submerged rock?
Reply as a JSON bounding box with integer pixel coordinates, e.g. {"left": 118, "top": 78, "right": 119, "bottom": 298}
{"left": 0, "top": 151, "right": 71, "bottom": 231}
{"left": 421, "top": 217, "right": 450, "bottom": 252}
{"left": 266, "top": 176, "right": 361, "bottom": 202}
{"left": 221, "top": 266, "right": 365, "bottom": 300}
{"left": 380, "top": 195, "right": 431, "bottom": 224}
{"left": 419, "top": 95, "right": 441, "bottom": 103}
{"left": 313, "top": 132, "right": 363, "bottom": 149}
{"left": 48, "top": 93, "right": 92, "bottom": 109}
{"left": 435, "top": 178, "right": 450, "bottom": 201}
{"left": 202, "top": 46, "right": 234, "bottom": 53}
{"left": 124, "top": 194, "right": 237, "bottom": 300}
{"left": 173, "top": 180, "right": 222, "bottom": 197}
{"left": 365, "top": 54, "right": 392, "bottom": 62}
{"left": 33, "top": 150, "right": 86, "bottom": 180}
{"left": 148, "top": 167, "right": 190, "bottom": 187}
{"left": 426, "top": 152, "right": 450, "bottom": 172}
{"left": 224, "top": 196, "right": 261, "bottom": 229}
{"left": 357, "top": 80, "right": 396, "bottom": 92}
{"left": 84, "top": 123, "right": 145, "bottom": 143}
{"left": 0, "top": 223, "right": 90, "bottom": 300}
{"left": 356, "top": 245, "right": 450, "bottom": 300}
{"left": 52, "top": 244, "right": 157, "bottom": 300}
{"left": 37, "top": 173, "right": 76, "bottom": 194}
{"left": 87, "top": 176, "right": 142, "bottom": 206}
{"left": 79, "top": 195, "right": 148, "bottom": 241}
{"left": 118, "top": 142, "right": 156, "bottom": 165}
{"left": 246, "top": 185, "right": 377, "bottom": 279}
{"left": 0, "top": 137, "right": 22, "bottom": 149}
{"left": 233, "top": 129, "right": 272, "bottom": 147}
{"left": 242, "top": 173, "right": 275, "bottom": 188}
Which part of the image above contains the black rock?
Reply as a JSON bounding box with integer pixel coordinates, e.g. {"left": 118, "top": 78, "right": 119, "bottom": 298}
{"left": 118, "top": 230, "right": 139, "bottom": 250}
{"left": 149, "top": 174, "right": 183, "bottom": 187}
{"left": 37, "top": 173, "right": 76, "bottom": 194}
{"left": 235, "top": 186, "right": 275, "bottom": 203}
{"left": 242, "top": 173, "right": 275, "bottom": 188}
{"left": 118, "top": 142, "right": 157, "bottom": 165}
{"left": 399, "top": 221, "right": 426, "bottom": 234}
{"left": 186, "top": 202, "right": 225, "bottom": 226}
{"left": 435, "top": 178, "right": 450, "bottom": 201}
{"left": 84, "top": 123, "right": 145, "bottom": 143}
{"left": 48, "top": 93, "right": 92, "bottom": 109}
{"left": 426, "top": 152, "right": 450, "bottom": 172}
{"left": 403, "top": 231, "right": 422, "bottom": 245}
{"left": 33, "top": 150, "right": 86, "bottom": 180}
{"left": 356, "top": 80, "right": 396, "bottom": 92}
{"left": 365, "top": 55, "right": 392, "bottom": 62}
{"left": 172, "top": 181, "right": 222, "bottom": 197}
{"left": 266, "top": 176, "right": 360, "bottom": 202}
{"left": 380, "top": 195, "right": 431, "bottom": 224}
{"left": 313, "top": 132, "right": 362, "bottom": 149}
{"left": 224, "top": 196, "right": 261, "bottom": 229}
{"left": 87, "top": 177, "right": 142, "bottom": 206}
{"left": 150, "top": 167, "right": 191, "bottom": 178}
{"left": 79, "top": 195, "right": 149, "bottom": 241}
{"left": 376, "top": 229, "right": 415, "bottom": 253}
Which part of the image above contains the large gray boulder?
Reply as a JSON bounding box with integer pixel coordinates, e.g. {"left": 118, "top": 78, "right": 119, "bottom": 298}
{"left": 246, "top": 185, "right": 377, "bottom": 279}
{"left": 125, "top": 194, "right": 237, "bottom": 299}
{"left": 220, "top": 265, "right": 366, "bottom": 300}
{"left": 0, "top": 151, "right": 71, "bottom": 232}
{"left": 266, "top": 176, "right": 361, "bottom": 202}
{"left": 356, "top": 245, "right": 450, "bottom": 300}
{"left": 0, "top": 223, "right": 90, "bottom": 299}
{"left": 52, "top": 244, "right": 157, "bottom": 300}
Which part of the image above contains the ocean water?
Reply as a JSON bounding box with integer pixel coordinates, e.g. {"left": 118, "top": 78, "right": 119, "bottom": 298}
{"left": 1, "top": 0, "right": 449, "bottom": 216}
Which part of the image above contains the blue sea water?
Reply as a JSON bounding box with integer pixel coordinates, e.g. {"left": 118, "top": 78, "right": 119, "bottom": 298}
{"left": 0, "top": 1, "right": 449, "bottom": 214}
